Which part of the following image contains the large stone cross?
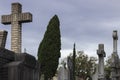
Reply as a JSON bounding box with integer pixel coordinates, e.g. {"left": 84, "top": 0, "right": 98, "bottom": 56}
{"left": 1, "top": 3, "right": 32, "bottom": 53}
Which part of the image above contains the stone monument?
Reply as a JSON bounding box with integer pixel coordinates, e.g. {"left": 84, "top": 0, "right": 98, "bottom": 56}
{"left": 2, "top": 2, "right": 32, "bottom": 53}
{"left": 0, "top": 2, "right": 40, "bottom": 80}
{"left": 67, "top": 56, "right": 73, "bottom": 80}
{"left": 0, "top": 30, "right": 8, "bottom": 48}
{"left": 97, "top": 44, "right": 106, "bottom": 80}
{"left": 111, "top": 30, "right": 120, "bottom": 80}
{"left": 0, "top": 48, "right": 40, "bottom": 80}
{"left": 58, "top": 62, "right": 69, "bottom": 80}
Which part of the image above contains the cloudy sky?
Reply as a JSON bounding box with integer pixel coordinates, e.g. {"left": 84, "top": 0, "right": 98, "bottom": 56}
{"left": 0, "top": 0, "right": 120, "bottom": 60}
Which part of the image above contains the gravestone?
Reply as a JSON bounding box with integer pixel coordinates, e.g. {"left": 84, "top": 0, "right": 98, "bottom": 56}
{"left": 67, "top": 57, "right": 73, "bottom": 80}
{"left": 0, "top": 48, "right": 15, "bottom": 80}
{"left": 0, "top": 49, "right": 40, "bottom": 80}
{"left": 0, "top": 41, "right": 40, "bottom": 80}
{"left": 58, "top": 62, "right": 69, "bottom": 80}
{"left": 111, "top": 30, "right": 120, "bottom": 80}
{"left": 97, "top": 44, "right": 106, "bottom": 80}
{"left": 92, "top": 64, "right": 98, "bottom": 80}
{"left": 0, "top": 2, "right": 40, "bottom": 80}
{"left": 2, "top": 2, "right": 32, "bottom": 53}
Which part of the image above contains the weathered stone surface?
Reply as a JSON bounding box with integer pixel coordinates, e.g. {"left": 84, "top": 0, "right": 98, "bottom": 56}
{"left": 15, "top": 53, "right": 36, "bottom": 68}
{"left": 0, "top": 2, "right": 40, "bottom": 80}
{"left": 58, "top": 63, "right": 69, "bottom": 80}
{"left": 0, "top": 48, "right": 15, "bottom": 68}
{"left": 0, "top": 30, "right": 8, "bottom": 48}
{"left": 111, "top": 30, "right": 120, "bottom": 80}
{"left": 1, "top": 2, "right": 32, "bottom": 53}
{"left": 67, "top": 57, "right": 73, "bottom": 80}
{"left": 97, "top": 44, "right": 106, "bottom": 80}
{"left": 0, "top": 48, "right": 40, "bottom": 80}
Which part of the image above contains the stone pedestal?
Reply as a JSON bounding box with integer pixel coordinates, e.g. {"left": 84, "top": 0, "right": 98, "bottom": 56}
{"left": 0, "top": 48, "right": 40, "bottom": 80}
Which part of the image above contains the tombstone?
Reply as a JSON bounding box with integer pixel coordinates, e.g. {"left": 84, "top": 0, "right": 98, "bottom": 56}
{"left": 0, "top": 2, "right": 40, "bottom": 80}
{"left": 2, "top": 2, "right": 32, "bottom": 53}
{"left": 58, "top": 62, "right": 69, "bottom": 80}
{"left": 67, "top": 57, "right": 73, "bottom": 80}
{"left": 92, "top": 64, "right": 98, "bottom": 80}
{"left": 111, "top": 30, "right": 120, "bottom": 80}
{"left": 0, "top": 48, "right": 40, "bottom": 80}
{"left": 97, "top": 44, "right": 106, "bottom": 80}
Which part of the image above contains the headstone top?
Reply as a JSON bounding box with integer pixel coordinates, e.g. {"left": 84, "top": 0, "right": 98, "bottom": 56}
{"left": 12, "top": 2, "right": 22, "bottom": 14}
{"left": 97, "top": 44, "right": 106, "bottom": 57}
{"left": 113, "top": 30, "right": 118, "bottom": 40}
{"left": 98, "top": 44, "right": 104, "bottom": 50}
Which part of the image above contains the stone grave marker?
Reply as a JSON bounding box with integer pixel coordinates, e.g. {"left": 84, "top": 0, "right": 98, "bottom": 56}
{"left": 58, "top": 62, "right": 69, "bottom": 80}
{"left": 97, "top": 44, "right": 106, "bottom": 80}
{"left": 111, "top": 30, "right": 120, "bottom": 80}
{"left": 1, "top": 3, "right": 32, "bottom": 53}
{"left": 0, "top": 2, "right": 40, "bottom": 80}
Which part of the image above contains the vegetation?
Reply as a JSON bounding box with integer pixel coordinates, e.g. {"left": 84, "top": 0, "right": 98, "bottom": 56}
{"left": 37, "top": 15, "right": 61, "bottom": 80}
{"left": 104, "top": 56, "right": 112, "bottom": 79}
{"left": 68, "top": 51, "right": 97, "bottom": 80}
{"left": 73, "top": 43, "right": 76, "bottom": 80}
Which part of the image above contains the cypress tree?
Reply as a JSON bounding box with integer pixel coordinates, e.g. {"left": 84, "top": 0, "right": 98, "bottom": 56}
{"left": 73, "top": 43, "right": 76, "bottom": 80}
{"left": 37, "top": 15, "right": 61, "bottom": 80}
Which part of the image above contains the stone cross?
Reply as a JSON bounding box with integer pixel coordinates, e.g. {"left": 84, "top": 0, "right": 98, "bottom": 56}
{"left": 1, "top": 3, "right": 32, "bottom": 53}
{"left": 97, "top": 44, "right": 106, "bottom": 80}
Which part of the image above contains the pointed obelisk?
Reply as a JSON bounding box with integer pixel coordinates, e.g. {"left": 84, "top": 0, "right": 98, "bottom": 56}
{"left": 1, "top": 3, "right": 32, "bottom": 53}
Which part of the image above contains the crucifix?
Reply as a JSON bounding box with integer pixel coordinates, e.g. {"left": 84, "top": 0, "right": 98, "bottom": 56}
{"left": 1, "top": 3, "right": 32, "bottom": 53}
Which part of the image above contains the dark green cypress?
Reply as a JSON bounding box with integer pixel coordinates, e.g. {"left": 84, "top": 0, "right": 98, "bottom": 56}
{"left": 37, "top": 15, "right": 61, "bottom": 80}
{"left": 73, "top": 43, "right": 76, "bottom": 80}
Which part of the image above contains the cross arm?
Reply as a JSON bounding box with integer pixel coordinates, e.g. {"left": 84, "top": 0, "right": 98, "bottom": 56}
{"left": 1, "top": 15, "right": 12, "bottom": 25}
{"left": 19, "top": 12, "right": 32, "bottom": 23}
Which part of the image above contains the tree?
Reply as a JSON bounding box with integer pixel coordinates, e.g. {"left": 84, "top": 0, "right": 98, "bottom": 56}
{"left": 73, "top": 43, "right": 76, "bottom": 80}
{"left": 104, "top": 56, "right": 112, "bottom": 80}
{"left": 69, "top": 51, "right": 97, "bottom": 80}
{"left": 37, "top": 15, "right": 61, "bottom": 80}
